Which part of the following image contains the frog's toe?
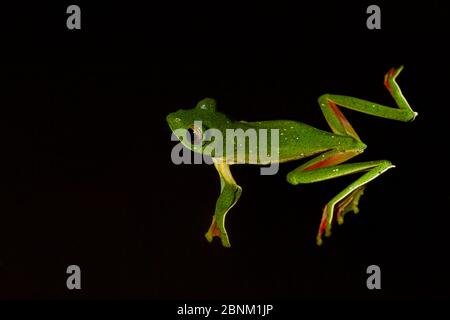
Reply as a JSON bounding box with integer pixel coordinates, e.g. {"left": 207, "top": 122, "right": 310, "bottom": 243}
{"left": 336, "top": 186, "right": 366, "bottom": 225}
{"left": 205, "top": 216, "right": 231, "bottom": 247}
{"left": 316, "top": 204, "right": 332, "bottom": 246}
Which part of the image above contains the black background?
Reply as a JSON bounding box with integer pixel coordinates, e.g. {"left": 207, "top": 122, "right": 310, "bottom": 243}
{"left": 0, "top": 1, "right": 449, "bottom": 302}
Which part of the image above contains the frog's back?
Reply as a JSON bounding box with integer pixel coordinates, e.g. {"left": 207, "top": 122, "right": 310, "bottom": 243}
{"left": 233, "top": 119, "right": 357, "bottom": 163}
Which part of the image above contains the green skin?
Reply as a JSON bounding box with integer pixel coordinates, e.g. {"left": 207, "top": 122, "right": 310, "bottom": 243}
{"left": 167, "top": 66, "right": 417, "bottom": 247}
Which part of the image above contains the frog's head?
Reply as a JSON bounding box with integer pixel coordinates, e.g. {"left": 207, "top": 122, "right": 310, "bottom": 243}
{"left": 166, "top": 98, "right": 230, "bottom": 154}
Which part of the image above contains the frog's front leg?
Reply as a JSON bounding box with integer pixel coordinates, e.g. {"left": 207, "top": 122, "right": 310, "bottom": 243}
{"left": 205, "top": 160, "right": 242, "bottom": 247}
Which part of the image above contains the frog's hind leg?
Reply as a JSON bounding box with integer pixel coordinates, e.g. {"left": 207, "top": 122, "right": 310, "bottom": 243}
{"left": 287, "top": 154, "right": 394, "bottom": 245}
{"left": 318, "top": 66, "right": 417, "bottom": 138}
{"left": 293, "top": 66, "right": 415, "bottom": 245}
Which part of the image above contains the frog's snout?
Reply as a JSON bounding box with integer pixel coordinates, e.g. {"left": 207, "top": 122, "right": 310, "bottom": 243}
{"left": 166, "top": 113, "right": 174, "bottom": 125}
{"left": 166, "top": 111, "right": 179, "bottom": 127}
{"left": 167, "top": 110, "right": 187, "bottom": 133}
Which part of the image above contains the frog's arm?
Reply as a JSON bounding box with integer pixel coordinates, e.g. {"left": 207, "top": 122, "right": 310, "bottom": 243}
{"left": 205, "top": 160, "right": 242, "bottom": 247}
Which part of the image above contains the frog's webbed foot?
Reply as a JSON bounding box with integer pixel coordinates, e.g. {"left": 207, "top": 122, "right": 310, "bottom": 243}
{"left": 317, "top": 185, "right": 369, "bottom": 245}
{"left": 336, "top": 185, "right": 366, "bottom": 225}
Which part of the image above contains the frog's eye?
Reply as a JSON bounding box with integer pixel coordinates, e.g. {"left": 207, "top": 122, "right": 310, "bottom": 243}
{"left": 195, "top": 98, "right": 217, "bottom": 112}
{"left": 187, "top": 124, "right": 202, "bottom": 144}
